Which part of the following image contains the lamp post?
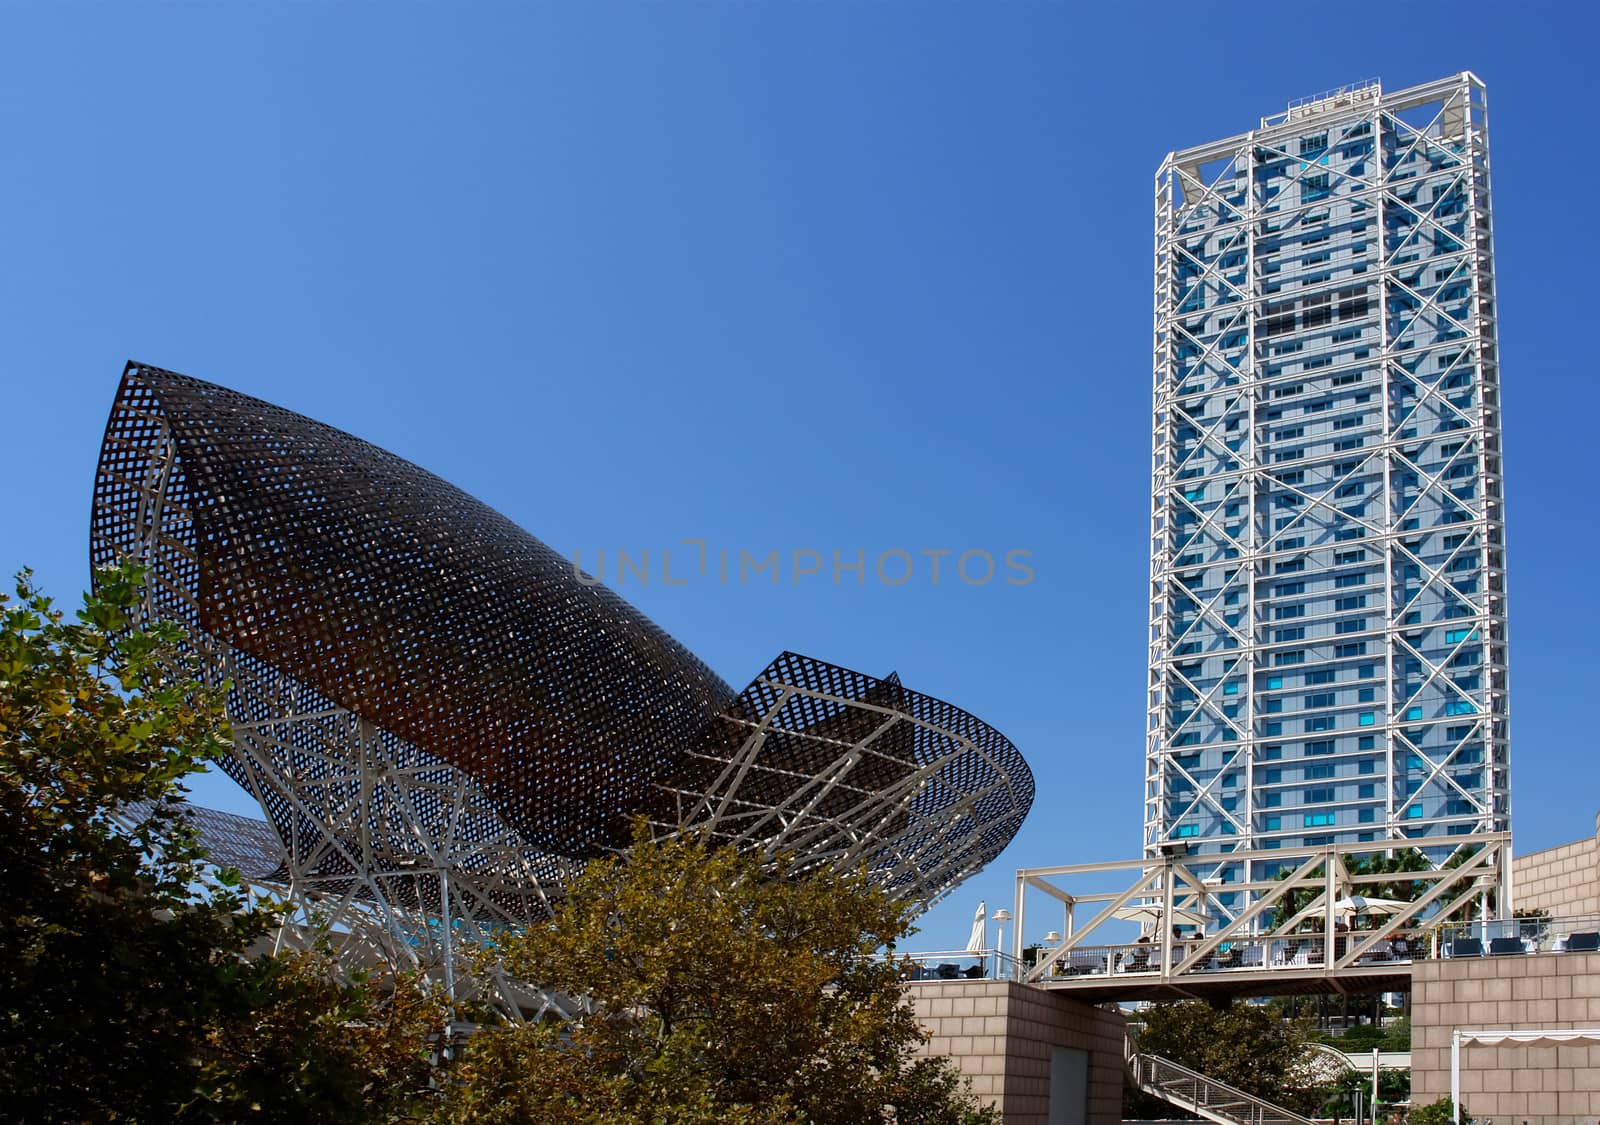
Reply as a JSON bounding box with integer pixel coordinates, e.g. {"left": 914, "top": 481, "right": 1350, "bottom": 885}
{"left": 1041, "top": 930, "right": 1062, "bottom": 979}
{"left": 993, "top": 908, "right": 1013, "bottom": 979}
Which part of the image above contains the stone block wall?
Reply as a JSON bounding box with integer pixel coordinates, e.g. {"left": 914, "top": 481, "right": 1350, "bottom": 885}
{"left": 1513, "top": 816, "right": 1600, "bottom": 918}
{"left": 1412, "top": 950, "right": 1600, "bottom": 1125}
{"left": 907, "top": 980, "right": 1125, "bottom": 1125}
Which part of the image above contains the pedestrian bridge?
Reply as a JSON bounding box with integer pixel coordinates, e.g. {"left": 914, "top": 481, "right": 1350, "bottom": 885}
{"left": 918, "top": 833, "right": 1512, "bottom": 1003}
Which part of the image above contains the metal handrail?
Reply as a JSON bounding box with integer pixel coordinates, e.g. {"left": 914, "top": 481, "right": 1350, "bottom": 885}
{"left": 895, "top": 948, "right": 1021, "bottom": 982}
{"left": 1129, "top": 1050, "right": 1316, "bottom": 1125}
{"left": 1032, "top": 928, "right": 1426, "bottom": 986}
{"left": 1436, "top": 912, "right": 1600, "bottom": 956}
{"left": 1016, "top": 833, "right": 1508, "bottom": 988}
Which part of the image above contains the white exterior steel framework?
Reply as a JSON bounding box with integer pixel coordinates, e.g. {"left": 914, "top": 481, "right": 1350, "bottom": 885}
{"left": 1146, "top": 73, "right": 1510, "bottom": 908}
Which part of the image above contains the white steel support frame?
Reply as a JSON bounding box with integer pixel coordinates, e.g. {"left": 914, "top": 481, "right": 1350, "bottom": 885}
{"left": 649, "top": 674, "right": 1029, "bottom": 911}
{"left": 1145, "top": 74, "right": 1510, "bottom": 908}
{"left": 219, "top": 674, "right": 581, "bottom": 1021}
{"left": 1013, "top": 832, "right": 1509, "bottom": 992}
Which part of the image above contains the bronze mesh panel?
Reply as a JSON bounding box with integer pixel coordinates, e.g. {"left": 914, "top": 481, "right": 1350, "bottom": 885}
{"left": 89, "top": 362, "right": 1033, "bottom": 914}
{"left": 92, "top": 362, "right": 733, "bottom": 856}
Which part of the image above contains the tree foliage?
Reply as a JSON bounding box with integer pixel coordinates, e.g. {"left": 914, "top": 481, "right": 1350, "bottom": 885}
{"left": 1350, "top": 849, "right": 1433, "bottom": 908}
{"left": 0, "top": 565, "right": 255, "bottom": 1120}
{"left": 189, "top": 948, "right": 450, "bottom": 1123}
{"left": 1126, "top": 1000, "right": 1319, "bottom": 1117}
{"left": 1408, "top": 1095, "right": 1470, "bottom": 1125}
{"left": 0, "top": 567, "right": 449, "bottom": 1123}
{"left": 1318, "top": 1014, "right": 1410, "bottom": 1052}
{"left": 435, "top": 825, "right": 997, "bottom": 1125}
{"left": 1307, "top": 1060, "right": 1412, "bottom": 1123}
{"left": 1435, "top": 845, "right": 1538, "bottom": 926}
{"left": 3, "top": 568, "right": 992, "bottom": 1122}
{"left": 1267, "top": 849, "right": 1433, "bottom": 931}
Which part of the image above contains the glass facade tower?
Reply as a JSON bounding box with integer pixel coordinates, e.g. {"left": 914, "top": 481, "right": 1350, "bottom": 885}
{"left": 1146, "top": 73, "right": 1510, "bottom": 899}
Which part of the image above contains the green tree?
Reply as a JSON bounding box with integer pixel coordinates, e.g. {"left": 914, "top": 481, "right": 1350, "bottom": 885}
{"left": 0, "top": 566, "right": 449, "bottom": 1123}
{"left": 435, "top": 825, "right": 997, "bottom": 1125}
{"left": 1436, "top": 845, "right": 1543, "bottom": 928}
{"left": 1409, "top": 1095, "right": 1469, "bottom": 1125}
{"left": 0, "top": 565, "right": 257, "bottom": 1121}
{"left": 1126, "top": 1000, "right": 1318, "bottom": 1117}
{"left": 1267, "top": 849, "right": 1432, "bottom": 932}
{"left": 1349, "top": 849, "right": 1431, "bottom": 918}
{"left": 189, "top": 949, "right": 450, "bottom": 1123}
{"left": 1373, "top": 1068, "right": 1412, "bottom": 1111}
{"left": 1312, "top": 1065, "right": 1410, "bottom": 1122}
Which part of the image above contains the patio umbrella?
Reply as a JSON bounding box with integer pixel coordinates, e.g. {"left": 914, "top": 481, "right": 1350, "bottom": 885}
{"left": 966, "top": 901, "right": 987, "bottom": 952}
{"left": 1113, "top": 902, "right": 1210, "bottom": 926}
{"left": 1332, "top": 895, "right": 1411, "bottom": 916}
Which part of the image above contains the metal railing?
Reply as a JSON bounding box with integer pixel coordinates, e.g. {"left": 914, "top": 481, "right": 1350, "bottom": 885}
{"left": 898, "top": 948, "right": 1021, "bottom": 983}
{"left": 1128, "top": 1050, "right": 1316, "bottom": 1125}
{"left": 1264, "top": 79, "right": 1383, "bottom": 127}
{"left": 1015, "top": 834, "right": 1509, "bottom": 988}
{"left": 1036, "top": 928, "right": 1427, "bottom": 984}
{"left": 1436, "top": 912, "right": 1600, "bottom": 958}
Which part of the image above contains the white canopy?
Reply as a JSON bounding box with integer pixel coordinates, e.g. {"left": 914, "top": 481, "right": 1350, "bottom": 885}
{"left": 1457, "top": 1026, "right": 1600, "bottom": 1045}
{"left": 1452, "top": 1027, "right": 1600, "bottom": 1116}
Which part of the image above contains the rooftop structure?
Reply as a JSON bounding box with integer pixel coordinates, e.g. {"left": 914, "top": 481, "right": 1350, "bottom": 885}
{"left": 90, "top": 362, "right": 1033, "bottom": 998}
{"left": 1146, "top": 73, "right": 1510, "bottom": 907}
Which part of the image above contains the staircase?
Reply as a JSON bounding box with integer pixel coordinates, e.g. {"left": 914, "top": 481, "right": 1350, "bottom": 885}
{"left": 1127, "top": 1050, "right": 1316, "bottom": 1125}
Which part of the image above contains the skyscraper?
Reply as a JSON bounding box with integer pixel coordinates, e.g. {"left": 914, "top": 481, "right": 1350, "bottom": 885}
{"left": 1146, "top": 73, "right": 1509, "bottom": 896}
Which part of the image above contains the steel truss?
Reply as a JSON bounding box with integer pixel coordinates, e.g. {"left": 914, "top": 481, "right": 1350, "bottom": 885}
{"left": 1146, "top": 73, "right": 1509, "bottom": 905}
{"left": 98, "top": 405, "right": 577, "bottom": 1015}
{"left": 1014, "top": 832, "right": 1510, "bottom": 1000}
{"left": 89, "top": 364, "right": 1034, "bottom": 1005}
{"left": 651, "top": 653, "right": 1032, "bottom": 908}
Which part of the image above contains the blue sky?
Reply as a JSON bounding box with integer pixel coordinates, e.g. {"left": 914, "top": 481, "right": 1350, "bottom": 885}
{"left": 3, "top": 1, "right": 1595, "bottom": 953}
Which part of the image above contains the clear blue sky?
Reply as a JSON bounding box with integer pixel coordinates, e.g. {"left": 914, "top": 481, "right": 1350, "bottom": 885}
{"left": 3, "top": 1, "right": 1595, "bottom": 953}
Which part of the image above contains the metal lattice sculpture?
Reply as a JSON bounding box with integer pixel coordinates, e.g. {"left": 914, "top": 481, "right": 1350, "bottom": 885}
{"left": 90, "top": 362, "right": 1032, "bottom": 999}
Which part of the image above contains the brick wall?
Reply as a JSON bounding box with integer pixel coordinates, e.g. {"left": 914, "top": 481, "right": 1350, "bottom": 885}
{"left": 907, "top": 980, "right": 1126, "bottom": 1125}
{"left": 1411, "top": 950, "right": 1600, "bottom": 1125}
{"left": 1513, "top": 816, "right": 1600, "bottom": 918}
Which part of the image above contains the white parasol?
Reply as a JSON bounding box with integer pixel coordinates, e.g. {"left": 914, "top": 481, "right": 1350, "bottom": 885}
{"left": 965, "top": 901, "right": 987, "bottom": 952}
{"left": 1332, "top": 895, "right": 1411, "bottom": 916}
{"left": 1112, "top": 902, "right": 1210, "bottom": 926}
